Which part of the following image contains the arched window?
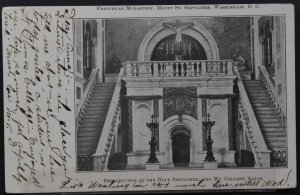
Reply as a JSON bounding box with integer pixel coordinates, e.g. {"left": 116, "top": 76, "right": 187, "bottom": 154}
{"left": 264, "top": 21, "right": 273, "bottom": 70}
{"left": 83, "top": 22, "right": 92, "bottom": 78}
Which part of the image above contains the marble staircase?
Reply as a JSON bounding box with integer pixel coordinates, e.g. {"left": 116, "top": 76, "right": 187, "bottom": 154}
{"left": 77, "top": 82, "right": 116, "bottom": 171}
{"left": 243, "top": 80, "right": 287, "bottom": 166}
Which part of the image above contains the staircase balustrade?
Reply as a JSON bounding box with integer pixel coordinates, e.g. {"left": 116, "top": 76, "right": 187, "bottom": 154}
{"left": 124, "top": 60, "right": 233, "bottom": 78}
{"left": 93, "top": 68, "right": 124, "bottom": 171}
{"left": 234, "top": 66, "right": 271, "bottom": 167}
{"left": 259, "top": 66, "right": 286, "bottom": 127}
{"left": 76, "top": 68, "right": 99, "bottom": 126}
{"left": 259, "top": 66, "right": 287, "bottom": 167}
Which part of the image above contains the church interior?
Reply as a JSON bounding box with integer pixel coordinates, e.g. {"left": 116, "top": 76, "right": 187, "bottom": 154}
{"left": 74, "top": 16, "right": 287, "bottom": 171}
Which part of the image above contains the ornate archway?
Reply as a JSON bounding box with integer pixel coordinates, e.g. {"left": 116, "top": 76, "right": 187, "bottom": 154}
{"left": 137, "top": 19, "right": 220, "bottom": 61}
{"left": 162, "top": 114, "right": 201, "bottom": 167}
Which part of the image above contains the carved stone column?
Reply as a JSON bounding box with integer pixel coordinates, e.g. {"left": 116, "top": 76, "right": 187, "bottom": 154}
{"left": 202, "top": 98, "right": 207, "bottom": 151}
{"left": 228, "top": 97, "right": 235, "bottom": 150}
{"left": 127, "top": 99, "right": 133, "bottom": 153}
{"left": 154, "top": 99, "right": 159, "bottom": 151}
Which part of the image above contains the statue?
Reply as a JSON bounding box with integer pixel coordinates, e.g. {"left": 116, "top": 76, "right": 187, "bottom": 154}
{"left": 110, "top": 53, "right": 121, "bottom": 73}
{"left": 232, "top": 53, "right": 248, "bottom": 71}
{"left": 163, "top": 20, "right": 194, "bottom": 47}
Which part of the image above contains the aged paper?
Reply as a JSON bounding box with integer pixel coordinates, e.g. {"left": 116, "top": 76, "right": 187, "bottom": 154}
{"left": 2, "top": 4, "right": 296, "bottom": 193}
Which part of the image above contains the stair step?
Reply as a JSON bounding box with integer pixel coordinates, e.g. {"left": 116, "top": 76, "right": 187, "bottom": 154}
{"left": 96, "top": 82, "right": 116, "bottom": 85}
{"left": 249, "top": 96, "right": 270, "bottom": 100}
{"left": 261, "top": 122, "right": 283, "bottom": 128}
{"left": 93, "top": 90, "right": 114, "bottom": 97}
{"left": 261, "top": 127, "right": 286, "bottom": 132}
{"left": 244, "top": 85, "right": 266, "bottom": 88}
{"left": 80, "top": 119, "right": 106, "bottom": 124}
{"left": 243, "top": 83, "right": 264, "bottom": 87}
{"left": 252, "top": 103, "right": 272, "bottom": 107}
{"left": 78, "top": 131, "right": 102, "bottom": 136}
{"left": 89, "top": 102, "right": 111, "bottom": 107}
{"left": 81, "top": 115, "right": 107, "bottom": 120}
{"left": 78, "top": 129, "right": 100, "bottom": 133}
{"left": 94, "top": 85, "right": 116, "bottom": 91}
{"left": 94, "top": 87, "right": 115, "bottom": 92}
{"left": 85, "top": 109, "right": 109, "bottom": 115}
{"left": 263, "top": 132, "right": 286, "bottom": 137}
{"left": 264, "top": 135, "right": 287, "bottom": 140}
{"left": 92, "top": 89, "right": 114, "bottom": 93}
{"left": 92, "top": 93, "right": 113, "bottom": 97}
{"left": 256, "top": 114, "right": 279, "bottom": 119}
{"left": 77, "top": 148, "right": 97, "bottom": 154}
{"left": 255, "top": 110, "right": 276, "bottom": 115}
{"left": 77, "top": 136, "right": 100, "bottom": 142}
{"left": 87, "top": 105, "right": 110, "bottom": 110}
{"left": 246, "top": 89, "right": 267, "bottom": 93}
{"left": 90, "top": 95, "right": 112, "bottom": 104}
{"left": 250, "top": 99, "right": 270, "bottom": 103}
{"left": 253, "top": 107, "right": 274, "bottom": 111}
{"left": 243, "top": 80, "right": 263, "bottom": 83}
{"left": 77, "top": 126, "right": 103, "bottom": 135}
{"left": 79, "top": 124, "right": 104, "bottom": 129}
{"left": 248, "top": 93, "right": 269, "bottom": 97}
{"left": 77, "top": 142, "right": 98, "bottom": 148}
{"left": 266, "top": 142, "right": 287, "bottom": 148}
{"left": 258, "top": 118, "right": 282, "bottom": 123}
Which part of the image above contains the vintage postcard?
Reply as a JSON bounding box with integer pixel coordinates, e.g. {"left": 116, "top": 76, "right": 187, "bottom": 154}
{"left": 2, "top": 4, "right": 296, "bottom": 193}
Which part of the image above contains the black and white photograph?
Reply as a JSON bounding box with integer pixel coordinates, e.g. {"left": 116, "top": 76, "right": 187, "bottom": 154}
{"left": 3, "top": 4, "right": 296, "bottom": 193}
{"left": 75, "top": 16, "right": 287, "bottom": 171}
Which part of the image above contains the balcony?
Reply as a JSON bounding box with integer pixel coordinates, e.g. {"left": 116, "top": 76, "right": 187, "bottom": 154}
{"left": 124, "top": 60, "right": 234, "bottom": 78}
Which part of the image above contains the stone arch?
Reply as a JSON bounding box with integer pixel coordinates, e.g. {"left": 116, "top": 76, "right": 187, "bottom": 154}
{"left": 163, "top": 114, "right": 198, "bottom": 137}
{"left": 162, "top": 114, "right": 200, "bottom": 167}
{"left": 137, "top": 20, "right": 220, "bottom": 61}
{"left": 170, "top": 127, "right": 191, "bottom": 138}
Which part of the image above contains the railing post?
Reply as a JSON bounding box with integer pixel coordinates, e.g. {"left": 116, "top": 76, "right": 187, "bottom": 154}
{"left": 153, "top": 62, "right": 159, "bottom": 77}
{"left": 132, "top": 63, "right": 137, "bottom": 77}
{"left": 174, "top": 62, "right": 178, "bottom": 76}
{"left": 227, "top": 61, "right": 233, "bottom": 75}
{"left": 222, "top": 61, "right": 226, "bottom": 73}
{"left": 165, "top": 63, "right": 172, "bottom": 77}
{"left": 126, "top": 63, "right": 132, "bottom": 77}
{"left": 201, "top": 61, "right": 207, "bottom": 76}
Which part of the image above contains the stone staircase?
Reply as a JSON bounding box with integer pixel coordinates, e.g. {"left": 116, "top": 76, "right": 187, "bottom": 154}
{"left": 77, "top": 82, "right": 116, "bottom": 171}
{"left": 243, "top": 80, "right": 286, "bottom": 153}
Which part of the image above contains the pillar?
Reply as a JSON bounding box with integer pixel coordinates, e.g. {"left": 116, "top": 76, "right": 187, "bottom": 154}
{"left": 253, "top": 17, "right": 262, "bottom": 79}
{"left": 95, "top": 20, "right": 104, "bottom": 82}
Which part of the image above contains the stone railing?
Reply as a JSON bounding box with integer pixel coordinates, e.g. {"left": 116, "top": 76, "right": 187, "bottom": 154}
{"left": 124, "top": 60, "right": 233, "bottom": 78}
{"left": 93, "top": 68, "right": 124, "bottom": 171}
{"left": 259, "top": 66, "right": 286, "bottom": 127}
{"left": 75, "top": 68, "right": 99, "bottom": 126}
{"left": 234, "top": 66, "right": 271, "bottom": 167}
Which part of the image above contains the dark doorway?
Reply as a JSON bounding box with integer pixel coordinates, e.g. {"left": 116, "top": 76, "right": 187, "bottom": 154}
{"left": 172, "top": 132, "right": 190, "bottom": 167}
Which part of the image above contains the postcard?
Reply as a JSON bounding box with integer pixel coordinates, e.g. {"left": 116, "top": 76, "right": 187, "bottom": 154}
{"left": 2, "top": 4, "right": 296, "bottom": 193}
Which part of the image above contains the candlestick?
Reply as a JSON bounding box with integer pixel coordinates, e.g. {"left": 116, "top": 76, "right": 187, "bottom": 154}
{"left": 147, "top": 114, "right": 159, "bottom": 163}
{"left": 202, "top": 110, "right": 216, "bottom": 162}
{"left": 166, "top": 43, "right": 168, "bottom": 54}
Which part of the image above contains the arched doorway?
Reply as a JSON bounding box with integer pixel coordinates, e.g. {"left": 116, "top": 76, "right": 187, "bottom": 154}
{"left": 171, "top": 128, "right": 191, "bottom": 167}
